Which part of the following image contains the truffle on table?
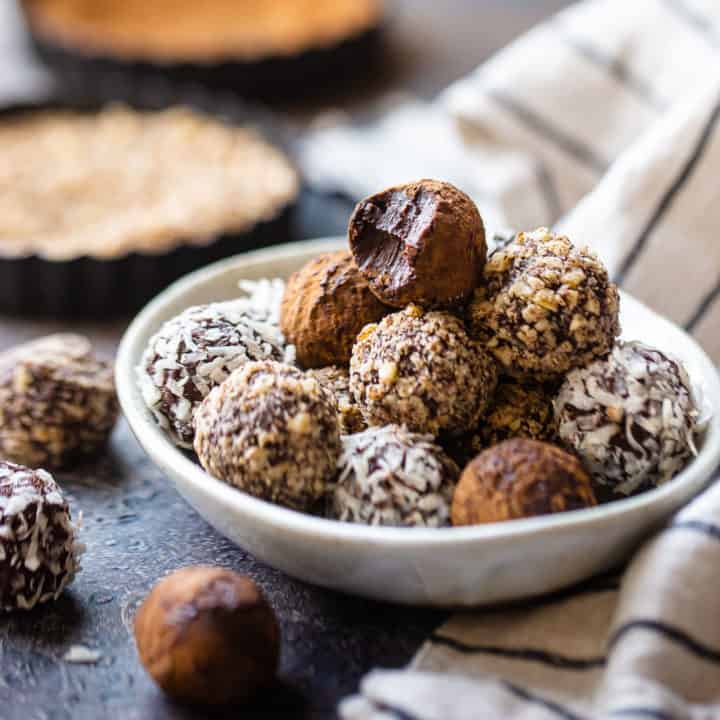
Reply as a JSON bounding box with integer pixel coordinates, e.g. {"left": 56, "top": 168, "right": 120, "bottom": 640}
{"left": 194, "top": 361, "right": 341, "bottom": 512}
{"left": 554, "top": 341, "right": 699, "bottom": 496}
{"left": 468, "top": 227, "right": 620, "bottom": 380}
{"left": 452, "top": 438, "right": 597, "bottom": 525}
{"left": 0, "top": 461, "right": 83, "bottom": 611}
{"left": 138, "top": 300, "right": 294, "bottom": 448}
{"left": 349, "top": 179, "right": 486, "bottom": 308}
{"left": 0, "top": 334, "right": 118, "bottom": 468}
{"left": 306, "top": 366, "right": 366, "bottom": 435}
{"left": 280, "top": 250, "right": 390, "bottom": 369}
{"left": 350, "top": 305, "right": 498, "bottom": 437}
{"left": 330, "top": 425, "right": 459, "bottom": 527}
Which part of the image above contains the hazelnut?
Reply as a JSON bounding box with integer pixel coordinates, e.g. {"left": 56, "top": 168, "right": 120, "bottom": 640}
{"left": 134, "top": 566, "right": 280, "bottom": 706}
{"left": 451, "top": 439, "right": 597, "bottom": 525}
{"left": 348, "top": 179, "right": 486, "bottom": 308}
{"left": 280, "top": 251, "right": 390, "bottom": 369}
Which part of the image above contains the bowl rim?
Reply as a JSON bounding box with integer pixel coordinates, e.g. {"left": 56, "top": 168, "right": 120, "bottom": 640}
{"left": 116, "top": 237, "right": 720, "bottom": 548}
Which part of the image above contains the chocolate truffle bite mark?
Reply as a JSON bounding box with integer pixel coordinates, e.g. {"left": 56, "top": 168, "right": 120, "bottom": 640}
{"left": 452, "top": 438, "right": 597, "bottom": 526}
{"left": 134, "top": 566, "right": 279, "bottom": 706}
{"left": 280, "top": 250, "right": 390, "bottom": 369}
{"left": 554, "top": 341, "right": 699, "bottom": 496}
{"left": 0, "top": 461, "right": 83, "bottom": 611}
{"left": 349, "top": 179, "right": 486, "bottom": 308}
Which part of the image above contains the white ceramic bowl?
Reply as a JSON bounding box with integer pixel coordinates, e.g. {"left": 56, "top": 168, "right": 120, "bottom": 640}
{"left": 116, "top": 238, "right": 720, "bottom": 607}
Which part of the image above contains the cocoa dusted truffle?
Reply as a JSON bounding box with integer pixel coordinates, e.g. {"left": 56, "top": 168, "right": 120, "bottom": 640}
{"left": 330, "top": 426, "right": 459, "bottom": 527}
{"left": 280, "top": 251, "right": 390, "bottom": 369}
{"left": 306, "top": 366, "right": 366, "bottom": 435}
{"left": 554, "top": 341, "right": 699, "bottom": 496}
{"left": 0, "top": 334, "right": 118, "bottom": 468}
{"left": 349, "top": 179, "right": 486, "bottom": 308}
{"left": 468, "top": 227, "right": 620, "bottom": 379}
{"left": 194, "top": 361, "right": 341, "bottom": 511}
{"left": 138, "top": 300, "right": 294, "bottom": 448}
{"left": 452, "top": 439, "right": 597, "bottom": 525}
{"left": 134, "top": 566, "right": 279, "bottom": 706}
{"left": 350, "top": 305, "right": 498, "bottom": 437}
{"left": 0, "top": 461, "right": 83, "bottom": 611}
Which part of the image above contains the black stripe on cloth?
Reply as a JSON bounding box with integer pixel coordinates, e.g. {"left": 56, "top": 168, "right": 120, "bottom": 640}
{"left": 614, "top": 92, "right": 720, "bottom": 284}
{"left": 429, "top": 633, "right": 606, "bottom": 670}
{"left": 670, "top": 518, "right": 720, "bottom": 542}
{"left": 609, "top": 620, "right": 720, "bottom": 664}
{"left": 661, "top": 0, "right": 720, "bottom": 50}
{"left": 503, "top": 681, "right": 588, "bottom": 720}
{"left": 684, "top": 276, "right": 720, "bottom": 332}
{"left": 486, "top": 87, "right": 608, "bottom": 173}
{"left": 376, "top": 702, "right": 424, "bottom": 720}
{"left": 553, "top": 24, "right": 664, "bottom": 109}
{"left": 536, "top": 161, "right": 563, "bottom": 222}
{"left": 609, "top": 709, "right": 675, "bottom": 720}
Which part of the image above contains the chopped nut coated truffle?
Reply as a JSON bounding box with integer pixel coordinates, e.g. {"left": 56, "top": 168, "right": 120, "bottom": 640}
{"left": 0, "top": 461, "right": 83, "bottom": 611}
{"left": 350, "top": 305, "right": 498, "bottom": 437}
{"left": 349, "top": 179, "right": 486, "bottom": 308}
{"left": 329, "top": 425, "right": 459, "bottom": 527}
{"left": 554, "top": 341, "right": 699, "bottom": 496}
{"left": 134, "top": 566, "right": 279, "bottom": 706}
{"left": 306, "top": 366, "right": 366, "bottom": 435}
{"left": 280, "top": 251, "right": 390, "bottom": 369}
{"left": 452, "top": 439, "right": 597, "bottom": 525}
{"left": 194, "top": 361, "right": 341, "bottom": 511}
{"left": 138, "top": 300, "right": 294, "bottom": 448}
{"left": 468, "top": 228, "right": 620, "bottom": 379}
{"left": 0, "top": 334, "right": 118, "bottom": 468}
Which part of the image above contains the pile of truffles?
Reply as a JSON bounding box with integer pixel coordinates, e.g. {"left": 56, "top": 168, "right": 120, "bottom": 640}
{"left": 138, "top": 179, "right": 702, "bottom": 527}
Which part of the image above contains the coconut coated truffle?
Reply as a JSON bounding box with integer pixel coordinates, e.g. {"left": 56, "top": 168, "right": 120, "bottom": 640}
{"left": 350, "top": 305, "right": 498, "bottom": 437}
{"left": 330, "top": 425, "right": 459, "bottom": 527}
{"left": 468, "top": 228, "right": 620, "bottom": 379}
{"left": 0, "top": 461, "right": 83, "bottom": 611}
{"left": 349, "top": 179, "right": 486, "bottom": 308}
{"left": 280, "top": 251, "right": 390, "bottom": 369}
{"left": 306, "top": 366, "right": 366, "bottom": 435}
{"left": 452, "top": 439, "right": 597, "bottom": 525}
{"left": 139, "top": 300, "right": 293, "bottom": 448}
{"left": 0, "top": 334, "right": 118, "bottom": 468}
{"left": 194, "top": 361, "right": 341, "bottom": 512}
{"left": 554, "top": 341, "right": 699, "bottom": 496}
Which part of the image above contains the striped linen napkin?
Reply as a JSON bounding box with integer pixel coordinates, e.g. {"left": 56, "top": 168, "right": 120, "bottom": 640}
{"left": 297, "top": 1, "right": 720, "bottom": 717}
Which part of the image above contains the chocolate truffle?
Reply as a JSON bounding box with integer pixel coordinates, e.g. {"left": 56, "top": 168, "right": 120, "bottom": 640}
{"left": 349, "top": 179, "right": 486, "bottom": 308}
{"left": 134, "top": 566, "right": 279, "bottom": 706}
{"left": 194, "top": 361, "right": 341, "bottom": 511}
{"left": 0, "top": 461, "right": 83, "bottom": 611}
{"left": 468, "top": 227, "right": 620, "bottom": 379}
{"left": 280, "top": 251, "right": 390, "bottom": 369}
{"left": 138, "top": 300, "right": 294, "bottom": 448}
{"left": 554, "top": 341, "right": 699, "bottom": 496}
{"left": 330, "top": 425, "right": 459, "bottom": 527}
{"left": 0, "top": 334, "right": 118, "bottom": 468}
{"left": 452, "top": 438, "right": 597, "bottom": 525}
{"left": 350, "top": 305, "right": 498, "bottom": 437}
{"left": 236, "top": 277, "right": 287, "bottom": 327}
{"left": 306, "top": 366, "right": 366, "bottom": 435}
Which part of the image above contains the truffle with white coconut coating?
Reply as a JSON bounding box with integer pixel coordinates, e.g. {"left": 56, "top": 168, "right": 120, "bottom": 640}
{"left": 554, "top": 341, "right": 699, "bottom": 496}
{"left": 0, "top": 461, "right": 83, "bottom": 611}
{"left": 194, "top": 361, "right": 340, "bottom": 512}
{"left": 306, "top": 366, "right": 366, "bottom": 435}
{"left": 138, "top": 300, "right": 294, "bottom": 448}
{"left": 330, "top": 425, "right": 459, "bottom": 527}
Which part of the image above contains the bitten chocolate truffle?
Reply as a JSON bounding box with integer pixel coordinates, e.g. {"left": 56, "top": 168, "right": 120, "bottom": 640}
{"left": 138, "top": 300, "right": 293, "bottom": 448}
{"left": 194, "top": 361, "right": 341, "bottom": 511}
{"left": 452, "top": 438, "right": 597, "bottom": 525}
{"left": 134, "top": 566, "right": 279, "bottom": 706}
{"left": 468, "top": 228, "right": 620, "bottom": 379}
{"left": 554, "top": 341, "right": 699, "bottom": 496}
{"left": 350, "top": 305, "right": 498, "bottom": 437}
{"left": 280, "top": 251, "right": 390, "bottom": 368}
{"left": 330, "top": 425, "right": 459, "bottom": 527}
{"left": 0, "top": 461, "right": 83, "bottom": 611}
{"left": 349, "top": 179, "right": 486, "bottom": 308}
{"left": 306, "top": 366, "right": 366, "bottom": 435}
{"left": 0, "top": 334, "right": 118, "bottom": 468}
